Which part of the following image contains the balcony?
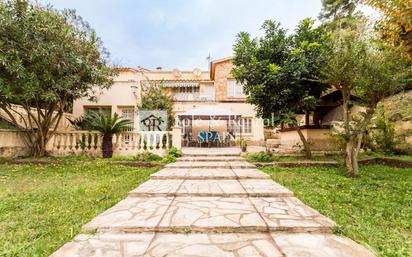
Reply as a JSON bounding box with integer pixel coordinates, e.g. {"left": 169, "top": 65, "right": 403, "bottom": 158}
{"left": 173, "top": 93, "right": 214, "bottom": 102}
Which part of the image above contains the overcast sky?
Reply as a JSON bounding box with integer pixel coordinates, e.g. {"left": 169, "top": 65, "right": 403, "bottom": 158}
{"left": 43, "top": 0, "right": 323, "bottom": 70}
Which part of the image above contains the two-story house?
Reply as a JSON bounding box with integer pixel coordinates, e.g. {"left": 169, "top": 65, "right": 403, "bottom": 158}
{"left": 72, "top": 57, "right": 264, "bottom": 145}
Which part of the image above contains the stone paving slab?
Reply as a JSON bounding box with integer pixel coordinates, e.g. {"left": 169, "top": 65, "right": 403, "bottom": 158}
{"left": 165, "top": 161, "right": 255, "bottom": 169}
{"left": 158, "top": 197, "right": 267, "bottom": 233}
{"left": 251, "top": 197, "right": 336, "bottom": 233}
{"left": 83, "top": 197, "right": 173, "bottom": 232}
{"left": 228, "top": 161, "right": 256, "bottom": 168}
{"left": 231, "top": 168, "right": 270, "bottom": 179}
{"left": 151, "top": 168, "right": 238, "bottom": 180}
{"left": 240, "top": 179, "right": 294, "bottom": 197}
{"left": 51, "top": 232, "right": 375, "bottom": 257}
{"left": 178, "top": 156, "right": 244, "bottom": 162}
{"left": 82, "top": 196, "right": 334, "bottom": 233}
{"left": 271, "top": 232, "right": 376, "bottom": 257}
{"left": 182, "top": 147, "right": 241, "bottom": 156}
{"left": 177, "top": 179, "right": 248, "bottom": 197}
{"left": 129, "top": 179, "right": 294, "bottom": 197}
{"left": 145, "top": 232, "right": 283, "bottom": 257}
{"left": 151, "top": 168, "right": 269, "bottom": 180}
{"left": 50, "top": 233, "right": 155, "bottom": 257}
{"left": 128, "top": 179, "right": 183, "bottom": 197}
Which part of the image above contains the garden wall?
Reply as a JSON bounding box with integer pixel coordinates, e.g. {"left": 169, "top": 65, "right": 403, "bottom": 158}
{"left": 0, "top": 130, "right": 30, "bottom": 158}
{"left": 0, "top": 129, "right": 174, "bottom": 158}
{"left": 267, "top": 127, "right": 340, "bottom": 153}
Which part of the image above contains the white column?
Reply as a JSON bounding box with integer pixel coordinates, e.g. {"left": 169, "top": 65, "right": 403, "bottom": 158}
{"left": 172, "top": 126, "right": 182, "bottom": 149}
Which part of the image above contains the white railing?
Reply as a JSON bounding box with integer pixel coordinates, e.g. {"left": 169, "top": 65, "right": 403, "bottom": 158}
{"left": 49, "top": 130, "right": 172, "bottom": 157}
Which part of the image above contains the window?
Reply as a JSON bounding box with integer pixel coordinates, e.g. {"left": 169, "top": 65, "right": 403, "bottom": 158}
{"left": 227, "top": 80, "right": 245, "bottom": 97}
{"left": 119, "top": 107, "right": 135, "bottom": 131}
{"left": 84, "top": 106, "right": 111, "bottom": 116}
{"left": 173, "top": 87, "right": 200, "bottom": 101}
{"left": 242, "top": 118, "right": 252, "bottom": 134}
{"left": 228, "top": 118, "right": 253, "bottom": 134}
{"left": 201, "top": 85, "right": 215, "bottom": 101}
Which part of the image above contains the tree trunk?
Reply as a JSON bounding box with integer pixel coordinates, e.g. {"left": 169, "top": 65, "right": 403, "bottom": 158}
{"left": 341, "top": 89, "right": 359, "bottom": 176}
{"left": 26, "top": 129, "right": 49, "bottom": 157}
{"left": 102, "top": 133, "right": 113, "bottom": 158}
{"left": 345, "top": 138, "right": 358, "bottom": 176}
{"left": 296, "top": 126, "right": 312, "bottom": 159}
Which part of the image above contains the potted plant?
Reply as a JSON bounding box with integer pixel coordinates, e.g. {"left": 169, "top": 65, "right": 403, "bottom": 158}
{"left": 236, "top": 138, "right": 249, "bottom": 152}
{"left": 88, "top": 112, "right": 132, "bottom": 158}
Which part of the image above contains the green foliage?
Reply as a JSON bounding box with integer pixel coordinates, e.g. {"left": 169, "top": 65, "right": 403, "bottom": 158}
{"left": 0, "top": 118, "right": 16, "bottom": 129}
{"left": 0, "top": 0, "right": 115, "bottom": 156}
{"left": 133, "top": 151, "right": 163, "bottom": 162}
{"left": 321, "top": 21, "right": 411, "bottom": 175}
{"left": 87, "top": 112, "right": 132, "bottom": 134}
{"left": 370, "top": 106, "right": 396, "bottom": 154}
{"left": 139, "top": 83, "right": 175, "bottom": 130}
{"left": 167, "top": 147, "right": 183, "bottom": 158}
{"left": 233, "top": 18, "right": 331, "bottom": 123}
{"left": 245, "top": 152, "right": 274, "bottom": 162}
{"left": 0, "top": 161, "right": 159, "bottom": 256}
{"left": 160, "top": 154, "right": 177, "bottom": 164}
{"left": 323, "top": 25, "right": 411, "bottom": 109}
{"left": 262, "top": 165, "right": 412, "bottom": 256}
{"left": 319, "top": 0, "right": 359, "bottom": 20}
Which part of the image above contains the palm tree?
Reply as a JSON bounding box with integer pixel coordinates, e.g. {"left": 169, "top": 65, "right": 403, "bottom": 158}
{"left": 88, "top": 112, "right": 132, "bottom": 158}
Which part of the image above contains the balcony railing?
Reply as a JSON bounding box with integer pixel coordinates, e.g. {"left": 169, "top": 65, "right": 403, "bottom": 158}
{"left": 173, "top": 93, "right": 214, "bottom": 101}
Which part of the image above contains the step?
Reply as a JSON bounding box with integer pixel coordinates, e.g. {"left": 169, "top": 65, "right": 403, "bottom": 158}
{"left": 165, "top": 161, "right": 256, "bottom": 169}
{"left": 177, "top": 156, "right": 244, "bottom": 162}
{"left": 151, "top": 168, "right": 270, "bottom": 180}
{"left": 51, "top": 232, "right": 375, "bottom": 257}
{"left": 128, "top": 179, "right": 293, "bottom": 198}
{"left": 82, "top": 196, "right": 334, "bottom": 234}
{"left": 182, "top": 148, "right": 241, "bottom": 157}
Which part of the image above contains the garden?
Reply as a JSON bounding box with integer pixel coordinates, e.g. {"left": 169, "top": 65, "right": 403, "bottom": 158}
{"left": 0, "top": 160, "right": 159, "bottom": 256}
{"left": 262, "top": 164, "right": 412, "bottom": 257}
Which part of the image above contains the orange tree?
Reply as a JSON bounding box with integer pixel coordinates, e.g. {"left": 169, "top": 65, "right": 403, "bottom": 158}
{"left": 0, "top": 0, "right": 114, "bottom": 156}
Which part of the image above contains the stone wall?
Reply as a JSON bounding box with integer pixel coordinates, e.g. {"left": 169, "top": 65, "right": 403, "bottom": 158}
{"left": 267, "top": 128, "right": 340, "bottom": 154}
{"left": 0, "top": 130, "right": 30, "bottom": 158}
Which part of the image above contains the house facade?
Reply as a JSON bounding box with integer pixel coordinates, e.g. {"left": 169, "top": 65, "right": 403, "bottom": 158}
{"left": 73, "top": 57, "right": 265, "bottom": 144}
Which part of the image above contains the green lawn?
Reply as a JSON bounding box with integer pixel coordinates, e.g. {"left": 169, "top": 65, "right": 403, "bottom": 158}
{"left": 262, "top": 164, "right": 412, "bottom": 257}
{"left": 0, "top": 160, "right": 160, "bottom": 257}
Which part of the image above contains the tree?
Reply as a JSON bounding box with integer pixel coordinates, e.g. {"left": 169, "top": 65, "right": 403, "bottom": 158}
{"left": 365, "top": 0, "right": 412, "bottom": 55}
{"left": 138, "top": 82, "right": 175, "bottom": 130}
{"left": 0, "top": 0, "right": 115, "bottom": 156}
{"left": 322, "top": 26, "right": 411, "bottom": 176}
{"left": 87, "top": 112, "right": 132, "bottom": 158}
{"left": 232, "top": 18, "right": 331, "bottom": 158}
{"left": 320, "top": 0, "right": 359, "bottom": 20}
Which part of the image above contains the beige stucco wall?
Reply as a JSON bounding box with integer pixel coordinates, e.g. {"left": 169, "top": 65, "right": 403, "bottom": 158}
{"left": 280, "top": 128, "right": 340, "bottom": 152}
{"left": 73, "top": 71, "right": 141, "bottom": 118}
{"left": 71, "top": 58, "right": 264, "bottom": 143}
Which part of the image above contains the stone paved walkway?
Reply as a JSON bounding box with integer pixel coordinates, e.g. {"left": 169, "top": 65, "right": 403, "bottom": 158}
{"left": 51, "top": 151, "right": 375, "bottom": 257}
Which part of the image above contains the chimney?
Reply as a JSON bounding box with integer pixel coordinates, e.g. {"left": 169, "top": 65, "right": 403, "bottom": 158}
{"left": 156, "top": 66, "right": 162, "bottom": 71}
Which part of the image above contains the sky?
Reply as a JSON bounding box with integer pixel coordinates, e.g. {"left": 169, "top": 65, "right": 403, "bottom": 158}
{"left": 42, "top": 0, "right": 323, "bottom": 70}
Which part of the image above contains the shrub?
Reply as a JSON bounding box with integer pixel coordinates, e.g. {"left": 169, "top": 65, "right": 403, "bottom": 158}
{"left": 370, "top": 107, "right": 396, "bottom": 154}
{"left": 245, "top": 152, "right": 274, "bottom": 162}
{"left": 167, "top": 147, "right": 183, "bottom": 158}
{"left": 161, "top": 155, "right": 177, "bottom": 164}
{"left": 134, "top": 151, "right": 162, "bottom": 162}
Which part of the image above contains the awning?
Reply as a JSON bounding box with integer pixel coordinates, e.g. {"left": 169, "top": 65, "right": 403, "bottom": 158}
{"left": 142, "top": 81, "right": 199, "bottom": 88}
{"left": 178, "top": 107, "right": 241, "bottom": 120}
{"left": 160, "top": 82, "right": 199, "bottom": 88}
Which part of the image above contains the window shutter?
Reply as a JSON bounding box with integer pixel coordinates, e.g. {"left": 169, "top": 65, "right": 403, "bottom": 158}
{"left": 227, "top": 80, "right": 235, "bottom": 97}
